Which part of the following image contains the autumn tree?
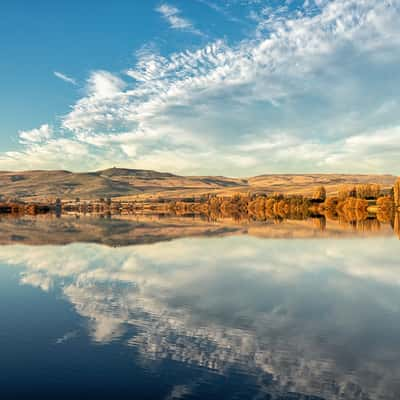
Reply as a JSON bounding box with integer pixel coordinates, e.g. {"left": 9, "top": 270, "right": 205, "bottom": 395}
{"left": 394, "top": 178, "right": 400, "bottom": 206}
{"left": 356, "top": 184, "right": 381, "bottom": 199}
{"left": 338, "top": 185, "right": 357, "bottom": 201}
{"left": 312, "top": 186, "right": 326, "bottom": 203}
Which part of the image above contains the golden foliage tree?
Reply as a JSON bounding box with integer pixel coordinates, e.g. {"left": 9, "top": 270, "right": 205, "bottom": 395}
{"left": 394, "top": 178, "right": 400, "bottom": 206}
{"left": 338, "top": 185, "right": 356, "bottom": 201}
{"left": 312, "top": 186, "right": 326, "bottom": 203}
{"left": 356, "top": 184, "right": 381, "bottom": 199}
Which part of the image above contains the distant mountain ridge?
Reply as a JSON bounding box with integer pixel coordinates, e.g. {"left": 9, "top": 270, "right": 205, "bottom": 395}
{"left": 0, "top": 167, "right": 396, "bottom": 202}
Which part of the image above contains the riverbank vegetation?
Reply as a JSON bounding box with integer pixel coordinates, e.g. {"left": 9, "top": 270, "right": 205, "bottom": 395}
{"left": 2, "top": 179, "right": 400, "bottom": 226}
{"left": 165, "top": 181, "right": 399, "bottom": 221}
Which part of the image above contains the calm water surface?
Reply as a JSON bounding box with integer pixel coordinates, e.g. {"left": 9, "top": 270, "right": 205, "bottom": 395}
{"left": 0, "top": 216, "right": 399, "bottom": 399}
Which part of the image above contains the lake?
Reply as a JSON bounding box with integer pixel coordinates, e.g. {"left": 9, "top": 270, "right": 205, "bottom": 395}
{"left": 0, "top": 214, "right": 399, "bottom": 399}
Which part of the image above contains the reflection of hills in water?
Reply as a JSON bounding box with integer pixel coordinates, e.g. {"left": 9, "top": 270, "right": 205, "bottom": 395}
{"left": 0, "top": 212, "right": 399, "bottom": 246}
{"left": 1, "top": 238, "right": 399, "bottom": 399}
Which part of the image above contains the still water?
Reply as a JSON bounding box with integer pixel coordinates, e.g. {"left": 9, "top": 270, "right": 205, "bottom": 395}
{"left": 0, "top": 215, "right": 399, "bottom": 399}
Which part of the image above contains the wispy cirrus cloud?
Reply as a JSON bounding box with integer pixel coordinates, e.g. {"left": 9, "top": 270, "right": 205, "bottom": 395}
{"left": 54, "top": 71, "right": 77, "bottom": 86}
{"left": 194, "top": 0, "right": 242, "bottom": 24}
{"left": 156, "top": 3, "right": 203, "bottom": 36}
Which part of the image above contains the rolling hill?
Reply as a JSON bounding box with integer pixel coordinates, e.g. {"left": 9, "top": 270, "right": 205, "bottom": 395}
{"left": 0, "top": 167, "right": 396, "bottom": 202}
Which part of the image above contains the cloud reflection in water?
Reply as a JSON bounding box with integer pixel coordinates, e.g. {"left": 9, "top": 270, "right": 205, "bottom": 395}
{"left": 0, "top": 236, "right": 399, "bottom": 399}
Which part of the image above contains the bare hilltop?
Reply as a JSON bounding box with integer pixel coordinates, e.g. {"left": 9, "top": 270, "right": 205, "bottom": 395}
{"left": 0, "top": 167, "right": 396, "bottom": 202}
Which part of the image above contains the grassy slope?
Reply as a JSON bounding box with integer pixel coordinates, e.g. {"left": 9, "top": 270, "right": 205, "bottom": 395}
{"left": 0, "top": 168, "right": 396, "bottom": 201}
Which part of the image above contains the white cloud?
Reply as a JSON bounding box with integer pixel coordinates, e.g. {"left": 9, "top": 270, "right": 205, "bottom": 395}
{"left": 156, "top": 3, "right": 203, "bottom": 35}
{"left": 1, "top": 0, "right": 400, "bottom": 175}
{"left": 18, "top": 124, "right": 53, "bottom": 144}
{"left": 86, "top": 70, "right": 126, "bottom": 99}
{"left": 54, "top": 71, "right": 77, "bottom": 85}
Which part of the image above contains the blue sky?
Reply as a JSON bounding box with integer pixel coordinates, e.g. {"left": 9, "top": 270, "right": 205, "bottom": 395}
{"left": 1, "top": 0, "right": 399, "bottom": 175}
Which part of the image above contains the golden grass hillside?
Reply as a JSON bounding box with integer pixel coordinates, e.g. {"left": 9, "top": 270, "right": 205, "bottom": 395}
{"left": 0, "top": 168, "right": 396, "bottom": 202}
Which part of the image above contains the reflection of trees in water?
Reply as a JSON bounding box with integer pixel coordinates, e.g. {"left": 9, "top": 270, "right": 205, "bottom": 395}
{"left": 353, "top": 218, "right": 381, "bottom": 233}
{"left": 311, "top": 216, "right": 326, "bottom": 231}
{"left": 394, "top": 212, "right": 400, "bottom": 239}
{"left": 162, "top": 182, "right": 400, "bottom": 239}
{"left": 173, "top": 207, "right": 398, "bottom": 235}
